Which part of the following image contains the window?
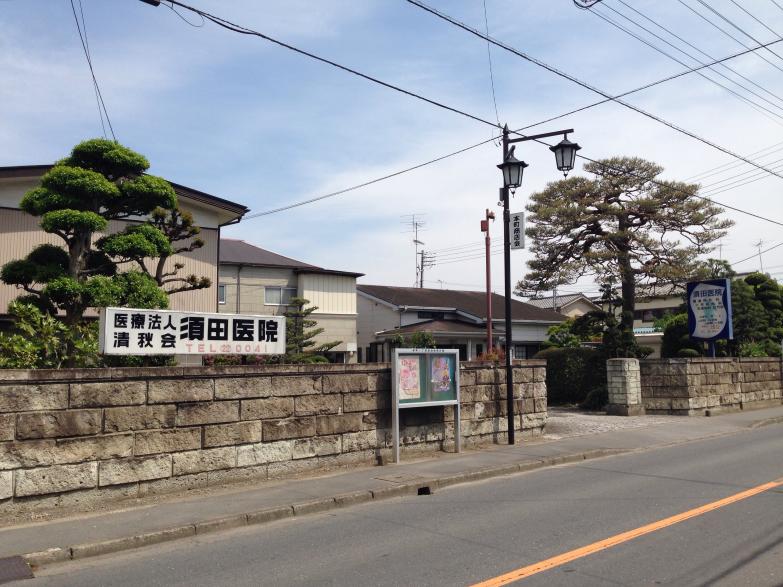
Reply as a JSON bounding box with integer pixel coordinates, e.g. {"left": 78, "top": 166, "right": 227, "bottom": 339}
{"left": 218, "top": 284, "right": 226, "bottom": 305}
{"left": 265, "top": 286, "right": 297, "bottom": 305}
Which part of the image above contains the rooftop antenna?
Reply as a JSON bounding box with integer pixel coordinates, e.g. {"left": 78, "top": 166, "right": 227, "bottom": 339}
{"left": 401, "top": 214, "right": 426, "bottom": 287}
{"left": 754, "top": 239, "right": 765, "bottom": 272}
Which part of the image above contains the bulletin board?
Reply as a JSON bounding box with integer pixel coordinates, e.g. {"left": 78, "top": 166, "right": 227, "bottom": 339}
{"left": 391, "top": 348, "right": 461, "bottom": 463}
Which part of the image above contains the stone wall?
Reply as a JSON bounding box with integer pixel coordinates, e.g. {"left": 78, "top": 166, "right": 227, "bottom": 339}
{"left": 0, "top": 361, "right": 546, "bottom": 511}
{"left": 640, "top": 357, "right": 782, "bottom": 415}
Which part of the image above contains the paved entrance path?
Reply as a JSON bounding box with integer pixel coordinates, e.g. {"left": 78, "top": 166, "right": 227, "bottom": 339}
{"left": 2, "top": 405, "right": 782, "bottom": 567}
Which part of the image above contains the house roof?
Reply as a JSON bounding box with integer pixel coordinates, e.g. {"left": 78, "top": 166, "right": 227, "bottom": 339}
{"left": 376, "top": 319, "right": 488, "bottom": 337}
{"left": 357, "top": 284, "right": 565, "bottom": 323}
{"left": 220, "top": 239, "right": 364, "bottom": 277}
{"left": 0, "top": 165, "right": 249, "bottom": 220}
{"left": 526, "top": 293, "right": 600, "bottom": 311}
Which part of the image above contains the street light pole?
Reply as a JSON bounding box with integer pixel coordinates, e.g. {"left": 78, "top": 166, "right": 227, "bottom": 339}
{"left": 501, "top": 126, "right": 515, "bottom": 444}
{"left": 497, "top": 124, "right": 580, "bottom": 445}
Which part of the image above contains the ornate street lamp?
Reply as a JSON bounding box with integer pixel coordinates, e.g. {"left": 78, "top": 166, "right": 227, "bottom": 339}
{"left": 497, "top": 146, "right": 528, "bottom": 191}
{"left": 550, "top": 136, "right": 581, "bottom": 177}
{"left": 497, "top": 125, "right": 579, "bottom": 445}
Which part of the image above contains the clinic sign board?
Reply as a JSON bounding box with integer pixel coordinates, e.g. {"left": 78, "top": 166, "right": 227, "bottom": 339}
{"left": 687, "top": 279, "right": 733, "bottom": 341}
{"left": 509, "top": 211, "right": 525, "bottom": 250}
{"left": 99, "top": 307, "right": 286, "bottom": 355}
{"left": 391, "top": 348, "right": 461, "bottom": 463}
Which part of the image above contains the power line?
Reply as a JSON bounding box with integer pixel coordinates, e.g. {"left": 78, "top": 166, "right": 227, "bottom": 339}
{"left": 593, "top": 3, "right": 783, "bottom": 123}
{"left": 405, "top": 0, "right": 783, "bottom": 181}
{"left": 676, "top": 0, "right": 783, "bottom": 76}
{"left": 686, "top": 140, "right": 783, "bottom": 182}
{"left": 731, "top": 241, "right": 783, "bottom": 266}
{"left": 244, "top": 47, "right": 783, "bottom": 220}
{"left": 693, "top": 0, "right": 783, "bottom": 64}
{"left": 69, "top": 0, "right": 116, "bottom": 140}
{"left": 482, "top": 0, "right": 501, "bottom": 127}
{"left": 76, "top": 0, "right": 106, "bottom": 139}
{"left": 613, "top": 0, "right": 783, "bottom": 109}
{"left": 153, "top": 1, "right": 783, "bottom": 231}
{"left": 165, "top": 0, "right": 498, "bottom": 129}
{"left": 727, "top": 0, "right": 783, "bottom": 44}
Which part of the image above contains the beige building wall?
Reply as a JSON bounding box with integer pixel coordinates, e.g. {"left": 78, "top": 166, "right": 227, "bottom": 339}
{"left": 0, "top": 176, "right": 223, "bottom": 315}
{"left": 0, "top": 209, "right": 218, "bottom": 315}
{"left": 218, "top": 266, "right": 358, "bottom": 358}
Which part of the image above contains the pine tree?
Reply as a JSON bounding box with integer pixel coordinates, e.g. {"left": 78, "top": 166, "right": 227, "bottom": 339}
{"left": 284, "top": 297, "right": 341, "bottom": 364}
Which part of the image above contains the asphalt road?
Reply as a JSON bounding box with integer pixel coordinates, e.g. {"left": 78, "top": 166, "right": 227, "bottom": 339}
{"left": 16, "top": 424, "right": 783, "bottom": 586}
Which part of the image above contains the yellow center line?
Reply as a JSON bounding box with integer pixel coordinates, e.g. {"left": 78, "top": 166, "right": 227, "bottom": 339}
{"left": 471, "top": 477, "right": 783, "bottom": 587}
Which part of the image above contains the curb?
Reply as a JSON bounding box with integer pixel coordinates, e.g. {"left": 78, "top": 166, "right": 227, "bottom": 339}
{"left": 21, "top": 448, "right": 629, "bottom": 570}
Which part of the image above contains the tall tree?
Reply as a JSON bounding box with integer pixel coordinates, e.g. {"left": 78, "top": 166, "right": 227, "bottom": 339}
{"left": 1, "top": 139, "right": 176, "bottom": 326}
{"left": 284, "top": 297, "right": 341, "bottom": 364}
{"left": 520, "top": 157, "right": 732, "bottom": 355}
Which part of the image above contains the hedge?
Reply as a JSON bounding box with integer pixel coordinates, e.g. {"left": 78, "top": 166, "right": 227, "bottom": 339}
{"left": 534, "top": 347, "right": 607, "bottom": 406}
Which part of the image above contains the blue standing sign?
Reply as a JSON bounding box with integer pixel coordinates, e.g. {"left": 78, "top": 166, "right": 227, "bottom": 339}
{"left": 687, "top": 279, "right": 733, "bottom": 356}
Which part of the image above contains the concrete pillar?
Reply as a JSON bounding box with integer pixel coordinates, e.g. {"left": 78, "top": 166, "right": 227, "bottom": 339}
{"left": 606, "top": 358, "right": 645, "bottom": 416}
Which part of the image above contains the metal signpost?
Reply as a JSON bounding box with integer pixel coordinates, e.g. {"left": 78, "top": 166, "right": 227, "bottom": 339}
{"left": 392, "top": 348, "right": 461, "bottom": 463}
{"left": 687, "top": 279, "right": 734, "bottom": 357}
{"left": 99, "top": 307, "right": 286, "bottom": 355}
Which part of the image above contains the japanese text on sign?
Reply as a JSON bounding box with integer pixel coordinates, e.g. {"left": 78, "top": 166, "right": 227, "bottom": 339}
{"left": 509, "top": 211, "right": 525, "bottom": 250}
{"left": 99, "top": 308, "right": 286, "bottom": 355}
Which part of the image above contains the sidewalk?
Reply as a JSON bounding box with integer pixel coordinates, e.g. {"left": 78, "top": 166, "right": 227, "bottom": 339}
{"left": 3, "top": 405, "right": 783, "bottom": 568}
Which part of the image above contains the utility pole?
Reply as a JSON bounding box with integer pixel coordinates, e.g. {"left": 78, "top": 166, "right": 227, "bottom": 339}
{"left": 481, "top": 209, "right": 495, "bottom": 352}
{"left": 754, "top": 239, "right": 765, "bottom": 272}
{"left": 401, "top": 214, "right": 426, "bottom": 287}
{"left": 418, "top": 250, "right": 434, "bottom": 287}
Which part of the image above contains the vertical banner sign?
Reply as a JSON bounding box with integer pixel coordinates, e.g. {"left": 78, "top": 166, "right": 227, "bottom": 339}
{"left": 391, "top": 348, "right": 461, "bottom": 463}
{"left": 99, "top": 308, "right": 286, "bottom": 355}
{"left": 509, "top": 211, "right": 525, "bottom": 250}
{"left": 687, "top": 279, "right": 733, "bottom": 341}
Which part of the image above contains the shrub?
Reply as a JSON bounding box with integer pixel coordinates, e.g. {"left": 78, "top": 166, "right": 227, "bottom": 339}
{"left": 534, "top": 346, "right": 606, "bottom": 405}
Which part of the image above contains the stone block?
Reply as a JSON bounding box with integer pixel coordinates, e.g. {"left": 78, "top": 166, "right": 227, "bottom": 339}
{"left": 176, "top": 401, "right": 239, "bottom": 426}
{"left": 359, "top": 411, "right": 388, "bottom": 431}
{"left": 215, "top": 377, "right": 272, "bottom": 400}
{"left": 476, "top": 369, "right": 501, "bottom": 385}
{"left": 316, "top": 413, "right": 363, "bottom": 435}
{"left": 459, "top": 370, "right": 477, "bottom": 386}
{"left": 148, "top": 379, "right": 213, "bottom": 403}
{"left": 237, "top": 440, "right": 294, "bottom": 466}
{"left": 241, "top": 397, "right": 294, "bottom": 420}
{"left": 173, "top": 447, "right": 237, "bottom": 475}
{"left": 342, "top": 430, "right": 381, "bottom": 452}
{"left": 134, "top": 428, "right": 201, "bottom": 456}
{"left": 15, "top": 462, "right": 97, "bottom": 497}
{"left": 104, "top": 405, "right": 176, "bottom": 432}
{"left": 322, "top": 374, "right": 368, "bottom": 394}
{"left": 294, "top": 394, "right": 341, "bottom": 416}
{"left": 16, "top": 410, "right": 101, "bottom": 440}
{"left": 342, "top": 392, "right": 384, "bottom": 413}
{"left": 262, "top": 417, "right": 315, "bottom": 441}
{"left": 69, "top": 381, "right": 146, "bottom": 407}
{"left": 0, "top": 384, "right": 68, "bottom": 413}
{"left": 270, "top": 376, "right": 321, "bottom": 396}
{"left": 99, "top": 455, "right": 172, "bottom": 486}
{"left": 203, "top": 421, "right": 263, "bottom": 448}
{"left": 368, "top": 372, "right": 391, "bottom": 392}
{"left": 292, "top": 435, "right": 341, "bottom": 459}
{"left": 0, "top": 435, "right": 133, "bottom": 470}
{"left": 0, "top": 471, "right": 11, "bottom": 500}
{"left": 513, "top": 369, "right": 534, "bottom": 384}
{"left": 0, "top": 414, "right": 14, "bottom": 441}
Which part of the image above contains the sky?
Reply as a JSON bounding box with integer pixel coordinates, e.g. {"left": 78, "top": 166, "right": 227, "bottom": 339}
{"left": 3, "top": 0, "right": 783, "bottom": 298}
